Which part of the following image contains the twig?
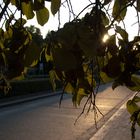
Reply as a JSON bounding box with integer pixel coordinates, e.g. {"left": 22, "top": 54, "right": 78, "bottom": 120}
{"left": 0, "top": 0, "right": 11, "bottom": 21}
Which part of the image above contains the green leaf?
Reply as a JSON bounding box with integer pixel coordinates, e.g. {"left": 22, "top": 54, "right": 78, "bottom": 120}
{"left": 100, "top": 71, "right": 113, "bottom": 83}
{"left": 133, "top": 96, "right": 140, "bottom": 103}
{"left": 49, "top": 70, "right": 56, "bottom": 91}
{"left": 112, "top": 0, "right": 127, "bottom": 22}
{"left": 64, "top": 82, "right": 74, "bottom": 94}
{"left": 22, "top": 1, "right": 34, "bottom": 19}
{"left": 24, "top": 42, "right": 41, "bottom": 67}
{"left": 72, "top": 88, "right": 88, "bottom": 106}
{"left": 116, "top": 26, "right": 128, "bottom": 42}
{"left": 137, "top": 0, "right": 140, "bottom": 12}
{"left": 51, "top": 0, "right": 61, "bottom": 15}
{"left": 127, "top": 75, "right": 140, "bottom": 91}
{"left": 127, "top": 100, "right": 140, "bottom": 115}
{"left": 36, "top": 7, "right": 49, "bottom": 26}
{"left": 14, "top": 18, "right": 27, "bottom": 28}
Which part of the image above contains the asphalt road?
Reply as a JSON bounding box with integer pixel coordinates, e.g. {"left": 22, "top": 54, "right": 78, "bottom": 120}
{"left": 0, "top": 83, "right": 134, "bottom": 140}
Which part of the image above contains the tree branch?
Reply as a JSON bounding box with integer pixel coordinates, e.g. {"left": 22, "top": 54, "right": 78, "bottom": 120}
{"left": 0, "top": 0, "right": 11, "bottom": 21}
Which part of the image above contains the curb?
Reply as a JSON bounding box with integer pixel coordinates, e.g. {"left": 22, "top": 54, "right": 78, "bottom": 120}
{"left": 88, "top": 93, "right": 134, "bottom": 140}
{"left": 0, "top": 90, "right": 62, "bottom": 108}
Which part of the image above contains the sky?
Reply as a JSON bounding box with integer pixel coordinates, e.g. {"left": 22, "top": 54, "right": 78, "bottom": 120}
{"left": 25, "top": 0, "right": 91, "bottom": 38}
{"left": 1, "top": 0, "right": 140, "bottom": 40}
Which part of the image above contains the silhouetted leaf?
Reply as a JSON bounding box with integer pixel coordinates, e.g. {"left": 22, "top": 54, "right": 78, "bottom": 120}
{"left": 24, "top": 42, "right": 42, "bottom": 67}
{"left": 112, "top": 0, "right": 127, "bottom": 21}
{"left": 36, "top": 7, "right": 49, "bottom": 26}
{"left": 51, "top": 0, "right": 61, "bottom": 15}
{"left": 137, "top": 0, "right": 140, "bottom": 12}
{"left": 52, "top": 48, "right": 77, "bottom": 71}
{"left": 103, "top": 0, "right": 112, "bottom": 5}
{"left": 101, "top": 11, "right": 109, "bottom": 26}
{"left": 116, "top": 26, "right": 128, "bottom": 41}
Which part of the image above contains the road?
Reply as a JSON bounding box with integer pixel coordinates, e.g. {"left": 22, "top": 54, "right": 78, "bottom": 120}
{"left": 0, "top": 83, "right": 134, "bottom": 140}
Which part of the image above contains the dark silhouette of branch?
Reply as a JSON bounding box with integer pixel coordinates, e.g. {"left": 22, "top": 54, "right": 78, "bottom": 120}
{"left": 0, "top": 0, "right": 11, "bottom": 21}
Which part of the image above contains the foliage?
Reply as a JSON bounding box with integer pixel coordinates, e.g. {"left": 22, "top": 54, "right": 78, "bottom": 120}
{"left": 0, "top": 0, "right": 140, "bottom": 139}
{"left": 127, "top": 93, "right": 140, "bottom": 139}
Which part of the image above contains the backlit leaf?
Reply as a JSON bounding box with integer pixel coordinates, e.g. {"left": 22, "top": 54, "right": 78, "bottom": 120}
{"left": 49, "top": 70, "right": 56, "bottom": 91}
{"left": 112, "top": 0, "right": 127, "bottom": 21}
{"left": 127, "top": 100, "right": 140, "bottom": 114}
{"left": 100, "top": 71, "right": 112, "bottom": 83}
{"left": 36, "top": 7, "right": 49, "bottom": 26}
{"left": 127, "top": 75, "right": 140, "bottom": 91}
{"left": 72, "top": 88, "right": 88, "bottom": 106}
{"left": 22, "top": 1, "right": 34, "bottom": 19}
{"left": 14, "top": 18, "right": 27, "bottom": 28}
{"left": 64, "top": 82, "right": 74, "bottom": 94}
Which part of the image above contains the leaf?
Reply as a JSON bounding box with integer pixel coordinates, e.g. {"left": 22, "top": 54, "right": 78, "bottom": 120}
{"left": 57, "top": 23, "right": 77, "bottom": 49}
{"left": 77, "top": 24, "right": 98, "bottom": 58}
{"left": 127, "top": 75, "right": 140, "bottom": 91}
{"left": 49, "top": 70, "right": 56, "bottom": 91}
{"left": 52, "top": 48, "right": 77, "bottom": 71}
{"left": 23, "top": 41, "right": 41, "bottom": 67}
{"left": 137, "top": 0, "right": 140, "bottom": 12}
{"left": 36, "top": 7, "right": 49, "bottom": 26}
{"left": 51, "top": 0, "right": 61, "bottom": 15}
{"left": 103, "top": 0, "right": 112, "bottom": 5}
{"left": 127, "top": 100, "right": 140, "bottom": 115}
{"left": 22, "top": 1, "right": 34, "bottom": 19}
{"left": 33, "top": 0, "right": 44, "bottom": 10}
{"left": 64, "top": 82, "right": 74, "bottom": 94}
{"left": 101, "top": 11, "right": 109, "bottom": 26}
{"left": 100, "top": 71, "right": 113, "bottom": 83}
{"left": 137, "top": 113, "right": 140, "bottom": 126}
{"left": 72, "top": 88, "right": 88, "bottom": 106}
{"left": 102, "top": 56, "right": 121, "bottom": 78}
{"left": 112, "top": 0, "right": 127, "bottom": 22}
{"left": 116, "top": 26, "right": 128, "bottom": 42}
{"left": 133, "top": 96, "right": 140, "bottom": 103}
{"left": 14, "top": 18, "right": 27, "bottom": 28}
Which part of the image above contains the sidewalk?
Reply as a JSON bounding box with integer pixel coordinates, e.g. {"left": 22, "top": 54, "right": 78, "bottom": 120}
{"left": 90, "top": 94, "right": 140, "bottom": 140}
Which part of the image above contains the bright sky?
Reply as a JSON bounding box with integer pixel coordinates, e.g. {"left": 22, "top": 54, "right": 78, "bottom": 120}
{"left": 25, "top": 0, "right": 91, "bottom": 38}
{"left": 1, "top": 0, "right": 140, "bottom": 40}
{"left": 25, "top": 0, "right": 139, "bottom": 40}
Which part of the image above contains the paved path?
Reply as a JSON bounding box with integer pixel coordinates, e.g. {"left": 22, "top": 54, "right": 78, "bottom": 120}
{"left": 0, "top": 83, "right": 135, "bottom": 140}
{"left": 90, "top": 101, "right": 140, "bottom": 140}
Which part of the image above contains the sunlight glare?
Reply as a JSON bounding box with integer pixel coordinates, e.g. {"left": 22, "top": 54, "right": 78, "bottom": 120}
{"left": 102, "top": 34, "right": 110, "bottom": 43}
